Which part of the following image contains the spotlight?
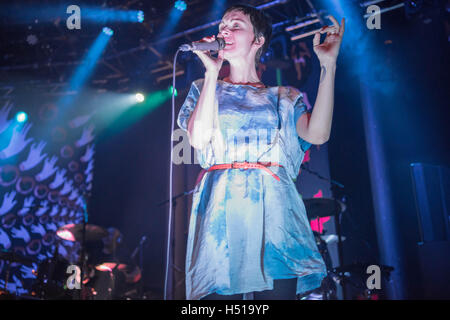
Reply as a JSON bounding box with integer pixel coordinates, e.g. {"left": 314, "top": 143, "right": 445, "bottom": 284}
{"left": 169, "top": 86, "right": 178, "bottom": 97}
{"left": 102, "top": 27, "right": 114, "bottom": 36}
{"left": 404, "top": 0, "right": 423, "bottom": 16}
{"left": 137, "top": 10, "right": 144, "bottom": 23}
{"left": 135, "top": 93, "right": 145, "bottom": 103}
{"left": 26, "top": 34, "right": 38, "bottom": 45}
{"left": 175, "top": 0, "right": 187, "bottom": 12}
{"left": 16, "top": 111, "right": 28, "bottom": 123}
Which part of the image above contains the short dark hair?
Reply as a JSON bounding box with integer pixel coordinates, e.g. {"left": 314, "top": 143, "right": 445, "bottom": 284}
{"left": 223, "top": 4, "right": 272, "bottom": 65}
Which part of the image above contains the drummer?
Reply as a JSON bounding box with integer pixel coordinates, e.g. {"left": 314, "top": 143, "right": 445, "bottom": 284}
{"left": 99, "top": 227, "right": 141, "bottom": 284}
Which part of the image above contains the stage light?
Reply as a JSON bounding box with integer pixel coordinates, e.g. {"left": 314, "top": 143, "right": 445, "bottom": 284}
{"left": 175, "top": 0, "right": 187, "bottom": 12}
{"left": 6, "top": 5, "right": 145, "bottom": 25}
{"left": 102, "top": 27, "right": 114, "bottom": 36}
{"left": 169, "top": 86, "right": 178, "bottom": 97}
{"left": 135, "top": 93, "right": 145, "bottom": 103}
{"left": 137, "top": 10, "right": 144, "bottom": 23}
{"left": 16, "top": 111, "right": 28, "bottom": 123}
{"left": 59, "top": 27, "right": 113, "bottom": 108}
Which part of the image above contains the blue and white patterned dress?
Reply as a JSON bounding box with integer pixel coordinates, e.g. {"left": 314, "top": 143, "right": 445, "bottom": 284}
{"left": 177, "top": 79, "right": 327, "bottom": 300}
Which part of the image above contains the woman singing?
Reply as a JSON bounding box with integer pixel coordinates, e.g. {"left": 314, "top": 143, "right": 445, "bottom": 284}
{"left": 177, "top": 4, "right": 345, "bottom": 300}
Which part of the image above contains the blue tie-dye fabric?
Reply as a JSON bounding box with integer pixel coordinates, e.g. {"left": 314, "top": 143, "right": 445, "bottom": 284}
{"left": 177, "top": 79, "right": 327, "bottom": 300}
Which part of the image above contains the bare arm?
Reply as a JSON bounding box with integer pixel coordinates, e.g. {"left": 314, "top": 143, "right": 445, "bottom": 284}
{"left": 297, "top": 62, "right": 336, "bottom": 144}
{"left": 296, "top": 16, "right": 345, "bottom": 145}
{"left": 186, "top": 35, "right": 224, "bottom": 150}
{"left": 187, "top": 72, "right": 219, "bottom": 149}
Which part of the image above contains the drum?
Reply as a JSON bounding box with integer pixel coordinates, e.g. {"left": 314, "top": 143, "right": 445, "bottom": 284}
{"left": 32, "top": 258, "right": 73, "bottom": 299}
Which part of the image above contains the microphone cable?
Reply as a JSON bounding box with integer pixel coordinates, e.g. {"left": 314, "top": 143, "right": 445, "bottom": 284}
{"left": 164, "top": 48, "right": 181, "bottom": 300}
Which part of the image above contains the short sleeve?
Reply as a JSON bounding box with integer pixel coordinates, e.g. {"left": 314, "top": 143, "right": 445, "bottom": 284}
{"left": 293, "top": 91, "right": 312, "bottom": 153}
{"left": 177, "top": 80, "right": 201, "bottom": 132}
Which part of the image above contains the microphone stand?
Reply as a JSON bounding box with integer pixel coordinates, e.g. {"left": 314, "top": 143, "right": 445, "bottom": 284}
{"left": 78, "top": 192, "right": 90, "bottom": 300}
{"left": 46, "top": 237, "right": 61, "bottom": 298}
{"left": 300, "top": 163, "right": 344, "bottom": 189}
{"left": 156, "top": 189, "right": 194, "bottom": 207}
{"left": 131, "top": 235, "right": 148, "bottom": 299}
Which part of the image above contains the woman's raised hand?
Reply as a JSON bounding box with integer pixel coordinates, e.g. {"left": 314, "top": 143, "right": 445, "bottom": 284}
{"left": 192, "top": 35, "right": 224, "bottom": 75}
{"left": 313, "top": 15, "right": 345, "bottom": 65}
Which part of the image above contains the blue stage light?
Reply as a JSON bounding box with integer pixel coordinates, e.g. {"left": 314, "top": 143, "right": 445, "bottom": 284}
{"left": 102, "top": 27, "right": 114, "bottom": 36}
{"left": 59, "top": 27, "right": 113, "bottom": 108}
{"left": 175, "top": 0, "right": 187, "bottom": 11}
{"left": 16, "top": 111, "right": 28, "bottom": 123}
{"left": 137, "top": 10, "right": 144, "bottom": 23}
{"left": 6, "top": 5, "right": 145, "bottom": 25}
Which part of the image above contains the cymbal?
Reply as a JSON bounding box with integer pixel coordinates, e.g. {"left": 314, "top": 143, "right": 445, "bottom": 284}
{"left": 0, "top": 250, "right": 34, "bottom": 265}
{"left": 312, "top": 232, "right": 346, "bottom": 245}
{"left": 320, "top": 234, "right": 346, "bottom": 244}
{"left": 95, "top": 262, "right": 129, "bottom": 272}
{"left": 303, "top": 198, "right": 346, "bottom": 219}
{"left": 56, "top": 223, "right": 108, "bottom": 242}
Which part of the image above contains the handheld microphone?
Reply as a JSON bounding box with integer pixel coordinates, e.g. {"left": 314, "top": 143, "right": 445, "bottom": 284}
{"left": 179, "top": 38, "right": 225, "bottom": 52}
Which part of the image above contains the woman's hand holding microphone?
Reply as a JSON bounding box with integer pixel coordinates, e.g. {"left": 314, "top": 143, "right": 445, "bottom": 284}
{"left": 192, "top": 35, "right": 224, "bottom": 76}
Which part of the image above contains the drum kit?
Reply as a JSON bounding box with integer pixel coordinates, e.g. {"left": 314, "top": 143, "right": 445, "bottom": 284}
{"left": 0, "top": 223, "right": 144, "bottom": 300}
{"left": 300, "top": 197, "right": 393, "bottom": 300}
{"left": 0, "top": 195, "right": 393, "bottom": 300}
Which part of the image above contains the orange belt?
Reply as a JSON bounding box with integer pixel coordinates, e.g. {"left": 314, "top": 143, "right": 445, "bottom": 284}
{"left": 207, "top": 161, "right": 283, "bottom": 181}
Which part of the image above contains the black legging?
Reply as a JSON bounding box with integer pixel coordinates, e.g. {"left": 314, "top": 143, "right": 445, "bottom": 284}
{"left": 200, "top": 278, "right": 297, "bottom": 300}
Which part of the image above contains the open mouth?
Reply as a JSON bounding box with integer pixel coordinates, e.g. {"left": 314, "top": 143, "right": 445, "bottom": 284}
{"left": 224, "top": 41, "right": 234, "bottom": 49}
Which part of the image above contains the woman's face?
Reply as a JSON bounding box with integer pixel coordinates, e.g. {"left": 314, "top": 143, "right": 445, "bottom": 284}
{"left": 218, "top": 10, "right": 263, "bottom": 63}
